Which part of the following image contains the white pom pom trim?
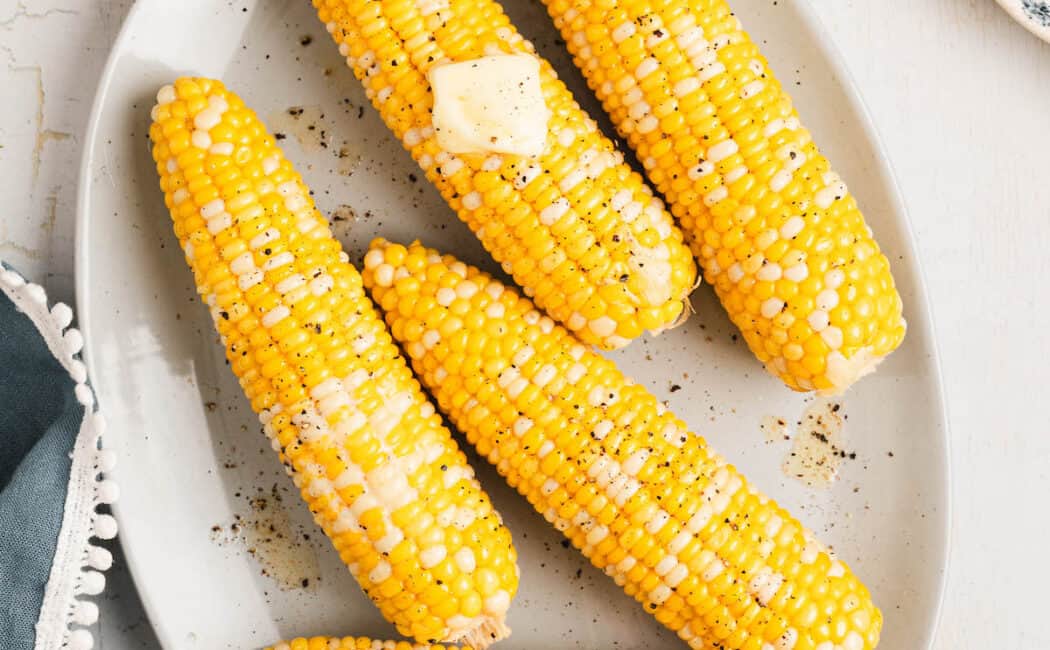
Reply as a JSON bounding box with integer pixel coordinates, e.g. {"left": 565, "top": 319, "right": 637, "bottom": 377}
{"left": 51, "top": 302, "right": 74, "bottom": 329}
{"left": 74, "top": 383, "right": 94, "bottom": 408}
{"left": 25, "top": 282, "right": 47, "bottom": 305}
{"left": 73, "top": 599, "right": 99, "bottom": 626}
{"left": 93, "top": 514, "right": 118, "bottom": 540}
{"left": 0, "top": 268, "right": 25, "bottom": 288}
{"left": 69, "top": 359, "right": 88, "bottom": 384}
{"left": 68, "top": 628, "right": 94, "bottom": 650}
{"left": 96, "top": 480, "right": 120, "bottom": 505}
{"left": 63, "top": 327, "right": 85, "bottom": 356}
{"left": 79, "top": 571, "right": 106, "bottom": 596}
{"left": 0, "top": 261, "right": 116, "bottom": 650}
{"left": 86, "top": 545, "right": 113, "bottom": 572}
{"left": 97, "top": 449, "right": 117, "bottom": 473}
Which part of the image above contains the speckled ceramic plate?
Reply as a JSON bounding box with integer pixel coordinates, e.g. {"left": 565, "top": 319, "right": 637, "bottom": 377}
{"left": 996, "top": 0, "right": 1050, "bottom": 43}
{"left": 75, "top": 0, "right": 950, "bottom": 648}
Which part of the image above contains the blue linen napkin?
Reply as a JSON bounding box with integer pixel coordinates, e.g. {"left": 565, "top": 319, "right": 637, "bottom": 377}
{"left": 0, "top": 264, "right": 116, "bottom": 650}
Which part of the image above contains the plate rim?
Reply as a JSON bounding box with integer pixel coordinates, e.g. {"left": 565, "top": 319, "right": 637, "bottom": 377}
{"left": 73, "top": 0, "right": 175, "bottom": 642}
{"left": 74, "top": 0, "right": 952, "bottom": 646}
{"left": 792, "top": 1, "right": 953, "bottom": 643}
{"left": 789, "top": 0, "right": 957, "bottom": 642}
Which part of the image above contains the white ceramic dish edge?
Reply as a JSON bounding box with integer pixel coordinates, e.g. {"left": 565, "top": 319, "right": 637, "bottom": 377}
{"left": 74, "top": 0, "right": 171, "bottom": 643}
{"left": 791, "top": 2, "right": 953, "bottom": 642}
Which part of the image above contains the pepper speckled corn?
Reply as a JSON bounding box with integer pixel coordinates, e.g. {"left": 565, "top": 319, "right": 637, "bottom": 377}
{"left": 148, "top": 78, "right": 516, "bottom": 648}
{"left": 313, "top": 0, "right": 697, "bottom": 350}
{"left": 266, "top": 637, "right": 465, "bottom": 650}
{"left": 363, "top": 239, "right": 882, "bottom": 650}
{"left": 541, "top": 0, "right": 906, "bottom": 392}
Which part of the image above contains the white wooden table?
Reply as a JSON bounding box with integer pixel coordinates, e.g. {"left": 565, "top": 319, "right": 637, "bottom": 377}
{"left": 3, "top": 0, "right": 1048, "bottom": 647}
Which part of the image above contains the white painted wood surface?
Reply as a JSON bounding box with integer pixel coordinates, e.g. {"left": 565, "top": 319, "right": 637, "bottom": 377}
{"left": 2, "top": 0, "right": 1048, "bottom": 647}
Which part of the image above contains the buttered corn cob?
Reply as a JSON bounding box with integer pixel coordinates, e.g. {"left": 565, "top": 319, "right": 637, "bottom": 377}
{"left": 542, "top": 0, "right": 906, "bottom": 392}
{"left": 313, "top": 0, "right": 697, "bottom": 350}
{"left": 266, "top": 637, "right": 464, "bottom": 650}
{"left": 149, "top": 78, "right": 517, "bottom": 648}
{"left": 363, "top": 239, "right": 882, "bottom": 650}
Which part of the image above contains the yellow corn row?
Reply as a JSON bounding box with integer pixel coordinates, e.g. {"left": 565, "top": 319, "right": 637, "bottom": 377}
{"left": 266, "top": 637, "right": 464, "bottom": 650}
{"left": 313, "top": 0, "right": 697, "bottom": 350}
{"left": 542, "top": 0, "right": 906, "bottom": 392}
{"left": 363, "top": 239, "right": 882, "bottom": 650}
{"left": 149, "top": 78, "right": 516, "bottom": 648}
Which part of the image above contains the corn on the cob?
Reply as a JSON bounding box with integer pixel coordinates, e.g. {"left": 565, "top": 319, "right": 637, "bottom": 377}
{"left": 148, "top": 78, "right": 516, "bottom": 648}
{"left": 542, "top": 0, "right": 906, "bottom": 393}
{"left": 363, "top": 239, "right": 882, "bottom": 650}
{"left": 313, "top": 0, "right": 698, "bottom": 350}
{"left": 266, "top": 637, "right": 464, "bottom": 650}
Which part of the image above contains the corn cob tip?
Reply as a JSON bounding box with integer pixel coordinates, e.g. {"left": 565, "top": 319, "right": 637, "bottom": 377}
{"left": 458, "top": 619, "right": 509, "bottom": 650}
{"left": 362, "top": 233, "right": 693, "bottom": 351}
{"left": 807, "top": 343, "right": 895, "bottom": 396}
{"left": 650, "top": 278, "right": 700, "bottom": 337}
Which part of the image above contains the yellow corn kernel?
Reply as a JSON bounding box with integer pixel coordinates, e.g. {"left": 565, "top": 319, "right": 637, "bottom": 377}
{"left": 149, "top": 78, "right": 516, "bottom": 648}
{"left": 313, "top": 0, "right": 697, "bottom": 350}
{"left": 542, "top": 0, "right": 906, "bottom": 392}
{"left": 363, "top": 239, "right": 882, "bottom": 650}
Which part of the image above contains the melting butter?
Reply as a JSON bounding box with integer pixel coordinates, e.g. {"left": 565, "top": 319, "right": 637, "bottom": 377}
{"left": 429, "top": 54, "right": 550, "bottom": 157}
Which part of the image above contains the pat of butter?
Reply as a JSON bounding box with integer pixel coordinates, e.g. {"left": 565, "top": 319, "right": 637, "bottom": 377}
{"left": 429, "top": 54, "right": 550, "bottom": 157}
